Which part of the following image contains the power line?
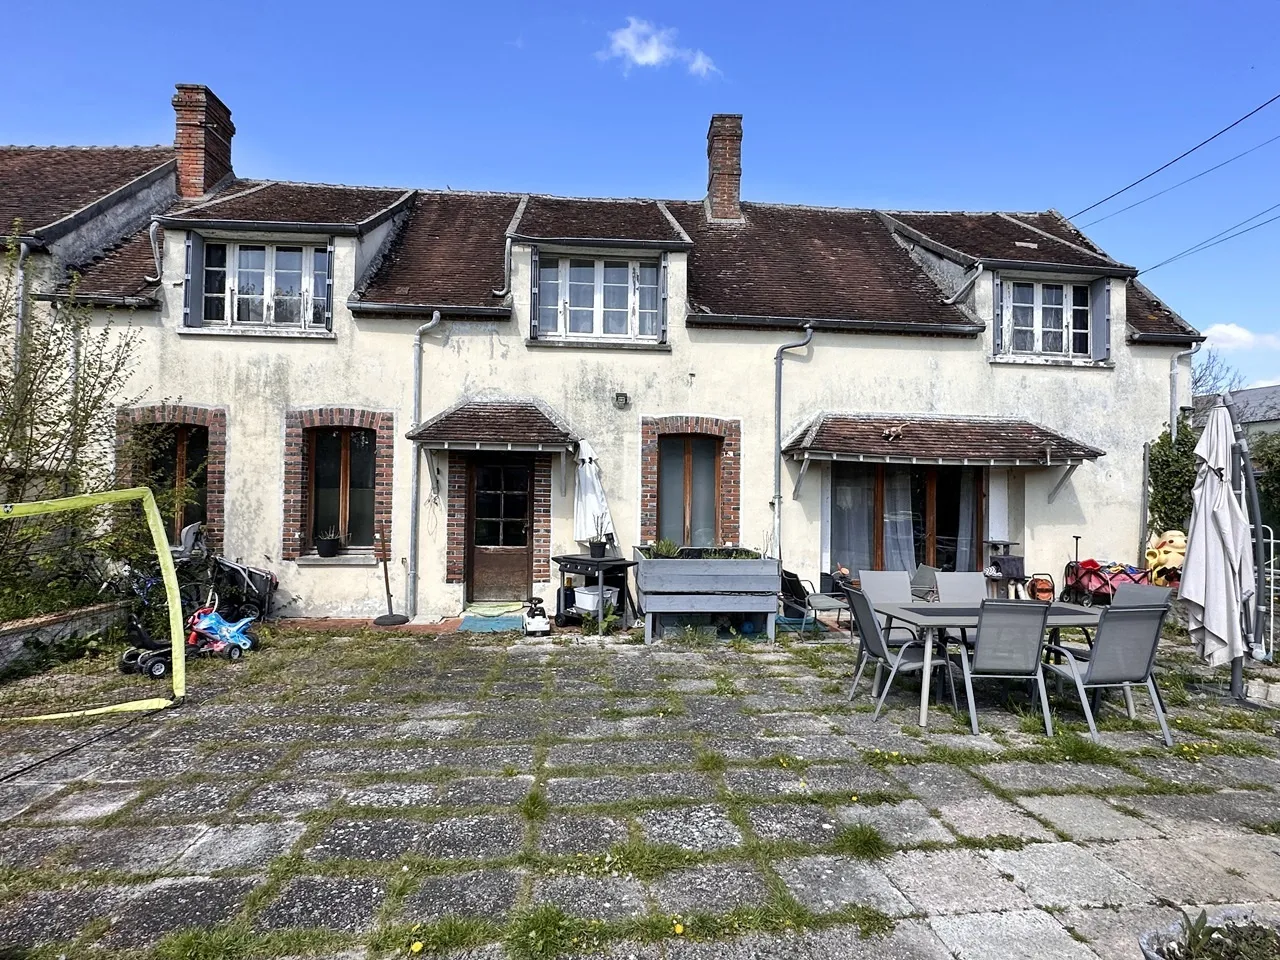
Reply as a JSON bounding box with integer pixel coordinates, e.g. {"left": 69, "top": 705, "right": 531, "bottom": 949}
{"left": 1082, "top": 131, "right": 1280, "bottom": 227}
{"left": 1068, "top": 92, "right": 1280, "bottom": 219}
{"left": 1141, "top": 203, "right": 1280, "bottom": 274}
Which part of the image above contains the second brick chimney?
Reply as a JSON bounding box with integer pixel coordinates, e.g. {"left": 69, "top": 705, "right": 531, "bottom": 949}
{"left": 706, "top": 114, "right": 744, "bottom": 221}
{"left": 173, "top": 84, "right": 235, "bottom": 199}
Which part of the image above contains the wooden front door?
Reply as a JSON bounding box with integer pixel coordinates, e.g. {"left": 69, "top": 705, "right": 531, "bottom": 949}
{"left": 467, "top": 459, "right": 533, "bottom": 602}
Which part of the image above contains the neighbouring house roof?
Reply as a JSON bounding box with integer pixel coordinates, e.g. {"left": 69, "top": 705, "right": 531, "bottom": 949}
{"left": 406, "top": 397, "right": 578, "bottom": 450}
{"left": 783, "top": 412, "right": 1105, "bottom": 465}
{"left": 0, "top": 145, "right": 174, "bottom": 241}
{"left": 159, "top": 180, "right": 411, "bottom": 232}
{"left": 666, "top": 201, "right": 983, "bottom": 335}
{"left": 1126, "top": 279, "right": 1203, "bottom": 343}
{"left": 513, "top": 196, "right": 691, "bottom": 247}
{"left": 351, "top": 192, "right": 521, "bottom": 316}
{"left": 1193, "top": 384, "right": 1280, "bottom": 428}
{"left": 883, "top": 210, "right": 1128, "bottom": 271}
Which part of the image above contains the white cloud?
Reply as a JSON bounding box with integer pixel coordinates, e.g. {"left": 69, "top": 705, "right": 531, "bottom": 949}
{"left": 1203, "top": 322, "right": 1280, "bottom": 352}
{"left": 601, "top": 17, "right": 718, "bottom": 77}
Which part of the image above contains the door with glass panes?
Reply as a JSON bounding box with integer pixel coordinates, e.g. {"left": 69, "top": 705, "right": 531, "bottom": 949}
{"left": 467, "top": 459, "right": 533, "bottom": 601}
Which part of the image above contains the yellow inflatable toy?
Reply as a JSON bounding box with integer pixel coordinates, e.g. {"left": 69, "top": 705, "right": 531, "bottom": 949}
{"left": 1145, "top": 530, "right": 1187, "bottom": 587}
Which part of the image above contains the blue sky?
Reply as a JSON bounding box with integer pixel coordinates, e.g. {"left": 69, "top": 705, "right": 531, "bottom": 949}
{"left": 4, "top": 1, "right": 1278, "bottom": 386}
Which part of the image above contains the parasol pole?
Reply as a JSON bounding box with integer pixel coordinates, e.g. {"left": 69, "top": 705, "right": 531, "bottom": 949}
{"left": 1222, "top": 391, "right": 1268, "bottom": 696}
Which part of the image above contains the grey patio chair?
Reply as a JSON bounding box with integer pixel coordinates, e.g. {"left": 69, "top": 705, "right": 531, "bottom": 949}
{"left": 1046, "top": 604, "right": 1173, "bottom": 747}
{"left": 780, "top": 569, "right": 848, "bottom": 634}
{"left": 856, "top": 569, "right": 921, "bottom": 645}
{"left": 842, "top": 585, "right": 957, "bottom": 717}
{"left": 934, "top": 572, "right": 989, "bottom": 648}
{"left": 957, "top": 599, "right": 1054, "bottom": 736}
{"left": 911, "top": 564, "right": 941, "bottom": 600}
{"left": 1112, "top": 584, "right": 1174, "bottom": 607}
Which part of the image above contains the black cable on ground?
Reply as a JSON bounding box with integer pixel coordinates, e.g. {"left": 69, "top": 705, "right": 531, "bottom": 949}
{"left": 0, "top": 703, "right": 173, "bottom": 784}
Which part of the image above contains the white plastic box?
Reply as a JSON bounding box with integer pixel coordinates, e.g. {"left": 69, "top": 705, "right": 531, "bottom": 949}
{"left": 572, "top": 584, "right": 619, "bottom": 615}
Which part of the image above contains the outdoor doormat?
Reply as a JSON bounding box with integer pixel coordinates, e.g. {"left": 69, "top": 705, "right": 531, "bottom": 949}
{"left": 459, "top": 614, "right": 525, "bottom": 633}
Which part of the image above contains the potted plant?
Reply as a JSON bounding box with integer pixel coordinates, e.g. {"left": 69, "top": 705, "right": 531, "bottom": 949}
{"left": 315, "top": 527, "right": 343, "bottom": 558}
{"left": 587, "top": 515, "right": 610, "bottom": 559}
{"left": 1140, "top": 908, "right": 1280, "bottom": 959}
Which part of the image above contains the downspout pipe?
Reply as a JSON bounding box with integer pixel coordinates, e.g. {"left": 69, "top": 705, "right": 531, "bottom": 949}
{"left": 14, "top": 241, "right": 32, "bottom": 372}
{"left": 773, "top": 324, "right": 814, "bottom": 558}
{"left": 943, "top": 261, "right": 983, "bottom": 305}
{"left": 1170, "top": 341, "right": 1202, "bottom": 442}
{"left": 491, "top": 237, "right": 512, "bottom": 297}
{"left": 407, "top": 310, "right": 442, "bottom": 619}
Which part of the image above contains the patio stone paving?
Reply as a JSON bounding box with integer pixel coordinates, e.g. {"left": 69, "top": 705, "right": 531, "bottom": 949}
{"left": 1, "top": 623, "right": 1278, "bottom": 957}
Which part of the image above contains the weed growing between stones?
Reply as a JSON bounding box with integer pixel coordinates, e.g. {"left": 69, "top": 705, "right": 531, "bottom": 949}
{"left": 830, "top": 823, "right": 891, "bottom": 860}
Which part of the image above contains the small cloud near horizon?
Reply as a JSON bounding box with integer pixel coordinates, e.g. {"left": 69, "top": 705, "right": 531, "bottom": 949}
{"left": 1204, "top": 322, "right": 1280, "bottom": 352}
{"left": 600, "top": 17, "right": 719, "bottom": 78}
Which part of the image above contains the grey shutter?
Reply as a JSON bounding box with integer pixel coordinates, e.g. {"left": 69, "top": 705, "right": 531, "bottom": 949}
{"left": 659, "top": 251, "right": 669, "bottom": 343}
{"left": 529, "top": 245, "right": 540, "bottom": 340}
{"left": 991, "top": 271, "right": 1003, "bottom": 354}
{"left": 1089, "top": 277, "right": 1111, "bottom": 361}
{"left": 324, "top": 239, "right": 335, "bottom": 331}
{"left": 182, "top": 232, "right": 205, "bottom": 327}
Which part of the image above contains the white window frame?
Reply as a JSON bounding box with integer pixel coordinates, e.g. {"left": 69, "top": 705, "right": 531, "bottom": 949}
{"left": 1008, "top": 280, "right": 1090, "bottom": 357}
{"left": 537, "top": 256, "right": 661, "bottom": 342}
{"left": 202, "top": 242, "right": 330, "bottom": 329}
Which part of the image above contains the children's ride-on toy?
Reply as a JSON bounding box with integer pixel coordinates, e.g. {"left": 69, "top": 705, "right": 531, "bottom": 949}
{"left": 118, "top": 602, "right": 258, "bottom": 679}
{"left": 524, "top": 597, "right": 552, "bottom": 637}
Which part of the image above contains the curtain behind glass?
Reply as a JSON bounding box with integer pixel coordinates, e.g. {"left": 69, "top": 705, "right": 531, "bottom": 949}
{"left": 658, "top": 436, "right": 685, "bottom": 543}
{"left": 883, "top": 466, "right": 916, "bottom": 571}
{"left": 956, "top": 467, "right": 977, "bottom": 571}
{"left": 831, "top": 464, "right": 874, "bottom": 575}
{"left": 689, "top": 437, "right": 717, "bottom": 547}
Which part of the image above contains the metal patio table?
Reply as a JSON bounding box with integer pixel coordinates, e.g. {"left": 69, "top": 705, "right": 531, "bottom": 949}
{"left": 872, "top": 601, "right": 1102, "bottom": 727}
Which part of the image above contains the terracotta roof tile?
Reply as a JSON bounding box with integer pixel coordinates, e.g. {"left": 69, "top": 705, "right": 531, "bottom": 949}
{"left": 178, "top": 180, "right": 407, "bottom": 225}
{"left": 356, "top": 193, "right": 520, "bottom": 310}
{"left": 666, "top": 201, "right": 978, "bottom": 332}
{"left": 0, "top": 146, "right": 173, "bottom": 234}
{"left": 1126, "top": 280, "right": 1201, "bottom": 342}
{"left": 68, "top": 225, "right": 161, "bottom": 301}
{"left": 406, "top": 398, "right": 576, "bottom": 446}
{"left": 784, "top": 413, "right": 1104, "bottom": 464}
{"left": 516, "top": 196, "right": 687, "bottom": 244}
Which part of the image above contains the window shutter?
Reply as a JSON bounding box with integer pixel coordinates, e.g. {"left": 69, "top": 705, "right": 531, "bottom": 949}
{"left": 324, "top": 239, "right": 335, "bottom": 331}
{"left": 991, "top": 271, "right": 1004, "bottom": 354}
{"left": 659, "top": 251, "right": 669, "bottom": 344}
{"left": 182, "top": 232, "right": 205, "bottom": 328}
{"left": 1089, "top": 277, "right": 1111, "bottom": 361}
{"left": 529, "top": 245, "right": 540, "bottom": 340}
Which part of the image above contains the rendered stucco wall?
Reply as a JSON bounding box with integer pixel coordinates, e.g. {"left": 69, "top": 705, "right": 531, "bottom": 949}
{"left": 104, "top": 232, "right": 1184, "bottom": 620}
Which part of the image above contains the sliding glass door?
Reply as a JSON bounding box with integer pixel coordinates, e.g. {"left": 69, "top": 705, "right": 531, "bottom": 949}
{"left": 831, "top": 464, "right": 981, "bottom": 574}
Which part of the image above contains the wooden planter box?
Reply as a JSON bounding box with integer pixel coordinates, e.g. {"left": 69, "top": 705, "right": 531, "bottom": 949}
{"left": 633, "top": 548, "right": 781, "bottom": 643}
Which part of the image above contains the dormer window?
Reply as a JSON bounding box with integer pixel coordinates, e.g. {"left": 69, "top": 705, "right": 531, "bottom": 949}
{"left": 1009, "top": 281, "right": 1090, "bottom": 356}
{"left": 534, "top": 256, "right": 662, "bottom": 341}
{"left": 201, "top": 242, "right": 330, "bottom": 328}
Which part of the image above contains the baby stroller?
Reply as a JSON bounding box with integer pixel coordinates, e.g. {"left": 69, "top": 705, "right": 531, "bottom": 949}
{"left": 1061, "top": 559, "right": 1151, "bottom": 605}
{"left": 211, "top": 556, "right": 278, "bottom": 621}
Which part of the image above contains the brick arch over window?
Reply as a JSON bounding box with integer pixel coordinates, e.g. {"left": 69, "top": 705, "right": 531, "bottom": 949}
{"left": 116, "top": 404, "right": 227, "bottom": 551}
{"left": 283, "top": 408, "right": 394, "bottom": 560}
{"left": 640, "top": 416, "right": 741, "bottom": 546}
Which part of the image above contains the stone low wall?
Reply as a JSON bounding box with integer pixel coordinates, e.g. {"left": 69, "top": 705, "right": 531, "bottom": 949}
{"left": 0, "top": 602, "right": 127, "bottom": 673}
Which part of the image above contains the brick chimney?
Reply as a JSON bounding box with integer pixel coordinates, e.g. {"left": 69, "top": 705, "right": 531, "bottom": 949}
{"left": 706, "top": 114, "right": 744, "bottom": 221}
{"left": 172, "top": 84, "right": 235, "bottom": 199}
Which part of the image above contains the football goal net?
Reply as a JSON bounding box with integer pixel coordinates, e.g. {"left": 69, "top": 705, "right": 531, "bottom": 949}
{"left": 0, "top": 487, "right": 186, "bottom": 721}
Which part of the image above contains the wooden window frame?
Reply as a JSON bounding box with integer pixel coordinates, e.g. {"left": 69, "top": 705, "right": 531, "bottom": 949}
{"left": 202, "top": 241, "right": 331, "bottom": 329}
{"left": 1008, "top": 280, "right": 1091, "bottom": 357}
{"left": 657, "top": 434, "right": 723, "bottom": 546}
{"left": 137, "top": 422, "right": 208, "bottom": 544}
{"left": 538, "top": 256, "right": 662, "bottom": 341}
{"left": 860, "top": 464, "right": 983, "bottom": 571}
{"left": 306, "top": 426, "right": 375, "bottom": 550}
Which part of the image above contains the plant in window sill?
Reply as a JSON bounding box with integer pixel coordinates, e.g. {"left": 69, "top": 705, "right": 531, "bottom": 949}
{"left": 315, "top": 526, "right": 345, "bottom": 559}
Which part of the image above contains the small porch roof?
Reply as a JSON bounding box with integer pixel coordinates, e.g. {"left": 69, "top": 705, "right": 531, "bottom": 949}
{"left": 406, "top": 396, "right": 578, "bottom": 452}
{"left": 783, "top": 412, "right": 1105, "bottom": 467}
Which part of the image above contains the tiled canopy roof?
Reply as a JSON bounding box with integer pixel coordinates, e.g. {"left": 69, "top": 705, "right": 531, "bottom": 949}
{"left": 885, "top": 211, "right": 1126, "bottom": 270}
{"left": 353, "top": 193, "right": 521, "bottom": 314}
{"left": 784, "top": 413, "right": 1104, "bottom": 465}
{"left": 667, "top": 201, "right": 981, "bottom": 334}
{"left": 514, "top": 196, "right": 689, "bottom": 245}
{"left": 0, "top": 146, "right": 173, "bottom": 236}
{"left": 172, "top": 180, "right": 409, "bottom": 227}
{"left": 406, "top": 397, "right": 577, "bottom": 449}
